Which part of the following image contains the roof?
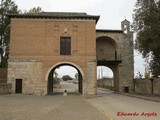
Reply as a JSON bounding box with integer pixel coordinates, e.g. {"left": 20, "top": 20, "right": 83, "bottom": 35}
{"left": 7, "top": 12, "right": 100, "bottom": 23}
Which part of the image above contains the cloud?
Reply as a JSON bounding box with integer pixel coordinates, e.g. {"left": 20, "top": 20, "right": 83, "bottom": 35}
{"left": 134, "top": 50, "right": 145, "bottom": 76}
{"left": 15, "top": 0, "right": 103, "bottom": 12}
{"left": 15, "top": 0, "right": 135, "bottom": 29}
{"left": 47, "top": 0, "right": 103, "bottom": 8}
{"left": 55, "top": 66, "right": 77, "bottom": 78}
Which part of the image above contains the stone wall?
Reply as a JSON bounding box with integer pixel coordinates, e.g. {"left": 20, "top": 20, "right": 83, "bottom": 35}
{"left": 119, "top": 20, "right": 134, "bottom": 93}
{"left": 98, "top": 78, "right": 160, "bottom": 95}
{"left": 86, "top": 61, "right": 97, "bottom": 95}
{"left": 0, "top": 68, "right": 10, "bottom": 94}
{"left": 7, "top": 60, "right": 44, "bottom": 95}
{"left": 0, "top": 83, "right": 11, "bottom": 94}
{"left": 134, "top": 78, "right": 160, "bottom": 95}
{"left": 97, "top": 78, "right": 114, "bottom": 90}
{"left": 96, "top": 19, "right": 134, "bottom": 93}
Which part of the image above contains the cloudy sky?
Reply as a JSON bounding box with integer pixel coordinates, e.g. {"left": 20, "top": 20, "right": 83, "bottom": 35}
{"left": 14, "top": 0, "right": 145, "bottom": 78}
{"left": 15, "top": 0, "right": 136, "bottom": 29}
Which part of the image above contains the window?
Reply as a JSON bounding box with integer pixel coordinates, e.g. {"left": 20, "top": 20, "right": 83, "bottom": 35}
{"left": 123, "top": 24, "right": 128, "bottom": 34}
{"left": 60, "top": 37, "right": 71, "bottom": 55}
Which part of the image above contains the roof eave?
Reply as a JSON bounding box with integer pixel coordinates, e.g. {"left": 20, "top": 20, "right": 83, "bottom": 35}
{"left": 96, "top": 29, "right": 123, "bottom": 33}
{"left": 7, "top": 14, "right": 100, "bottom": 23}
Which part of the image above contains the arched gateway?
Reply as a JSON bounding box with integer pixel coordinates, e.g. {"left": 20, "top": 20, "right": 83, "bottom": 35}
{"left": 46, "top": 62, "right": 83, "bottom": 94}
{"left": 7, "top": 12, "right": 134, "bottom": 95}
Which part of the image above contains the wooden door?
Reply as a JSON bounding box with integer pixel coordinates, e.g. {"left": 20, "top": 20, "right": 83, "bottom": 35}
{"left": 15, "top": 79, "right": 22, "bottom": 93}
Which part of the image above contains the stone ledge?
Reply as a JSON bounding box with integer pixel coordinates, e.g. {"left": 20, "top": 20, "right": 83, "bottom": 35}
{"left": 8, "top": 59, "right": 42, "bottom": 62}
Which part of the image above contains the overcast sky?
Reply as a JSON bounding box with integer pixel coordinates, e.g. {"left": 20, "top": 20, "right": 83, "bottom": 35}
{"left": 14, "top": 0, "right": 146, "bottom": 78}
{"left": 15, "top": 0, "right": 136, "bottom": 29}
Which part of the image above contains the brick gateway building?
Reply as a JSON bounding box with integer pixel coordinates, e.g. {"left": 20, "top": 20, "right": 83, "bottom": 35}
{"left": 7, "top": 12, "right": 134, "bottom": 95}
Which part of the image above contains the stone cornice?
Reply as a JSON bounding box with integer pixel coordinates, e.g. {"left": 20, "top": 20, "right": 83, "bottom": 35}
{"left": 96, "top": 29, "right": 123, "bottom": 33}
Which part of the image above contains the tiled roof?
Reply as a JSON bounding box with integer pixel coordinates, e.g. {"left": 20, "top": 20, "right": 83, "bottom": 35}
{"left": 7, "top": 12, "right": 100, "bottom": 23}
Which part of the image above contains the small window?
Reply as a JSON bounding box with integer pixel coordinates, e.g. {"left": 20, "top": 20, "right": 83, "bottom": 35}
{"left": 123, "top": 24, "right": 128, "bottom": 34}
{"left": 60, "top": 37, "right": 71, "bottom": 55}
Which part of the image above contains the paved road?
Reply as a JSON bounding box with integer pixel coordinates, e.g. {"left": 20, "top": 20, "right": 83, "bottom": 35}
{"left": 0, "top": 94, "right": 108, "bottom": 120}
{"left": 53, "top": 81, "right": 78, "bottom": 93}
{"left": 0, "top": 83, "right": 160, "bottom": 120}
{"left": 86, "top": 89, "right": 160, "bottom": 120}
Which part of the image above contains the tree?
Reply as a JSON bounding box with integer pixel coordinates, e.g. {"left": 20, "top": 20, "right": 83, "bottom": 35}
{"left": 28, "top": 7, "right": 42, "bottom": 13}
{"left": 62, "top": 75, "right": 72, "bottom": 81}
{"left": 132, "top": 0, "right": 160, "bottom": 77}
{"left": 136, "top": 71, "right": 143, "bottom": 79}
{"left": 0, "top": 1, "right": 43, "bottom": 67}
{"left": 0, "top": 0, "right": 19, "bottom": 67}
{"left": 75, "top": 73, "right": 78, "bottom": 80}
{"left": 149, "top": 49, "right": 160, "bottom": 77}
{"left": 53, "top": 70, "right": 58, "bottom": 78}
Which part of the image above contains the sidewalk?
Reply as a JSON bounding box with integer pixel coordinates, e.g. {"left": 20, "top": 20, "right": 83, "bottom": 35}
{"left": 87, "top": 88, "right": 160, "bottom": 120}
{"left": 120, "top": 93, "right": 160, "bottom": 102}
{"left": 98, "top": 87, "right": 160, "bottom": 102}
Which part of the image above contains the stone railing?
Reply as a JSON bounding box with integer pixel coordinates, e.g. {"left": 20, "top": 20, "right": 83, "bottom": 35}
{"left": 97, "top": 53, "right": 121, "bottom": 61}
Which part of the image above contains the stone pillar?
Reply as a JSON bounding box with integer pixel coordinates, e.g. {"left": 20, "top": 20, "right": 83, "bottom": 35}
{"left": 47, "top": 70, "right": 53, "bottom": 94}
{"left": 114, "top": 65, "right": 119, "bottom": 92}
{"left": 86, "top": 61, "right": 97, "bottom": 95}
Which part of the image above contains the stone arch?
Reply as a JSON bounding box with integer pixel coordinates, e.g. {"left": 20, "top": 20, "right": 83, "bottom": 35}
{"left": 96, "top": 36, "right": 119, "bottom": 61}
{"left": 97, "top": 64, "right": 119, "bottom": 92}
{"left": 45, "top": 61, "right": 84, "bottom": 95}
{"left": 96, "top": 35, "right": 119, "bottom": 47}
{"left": 96, "top": 36, "right": 121, "bottom": 92}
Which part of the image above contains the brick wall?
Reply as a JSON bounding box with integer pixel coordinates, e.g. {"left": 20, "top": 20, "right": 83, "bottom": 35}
{"left": 8, "top": 18, "right": 97, "bottom": 95}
